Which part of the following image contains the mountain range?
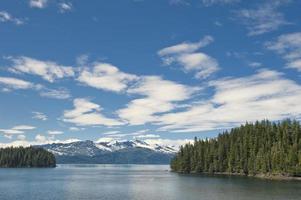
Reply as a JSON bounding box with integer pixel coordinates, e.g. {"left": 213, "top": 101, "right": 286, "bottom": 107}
{"left": 37, "top": 139, "right": 177, "bottom": 164}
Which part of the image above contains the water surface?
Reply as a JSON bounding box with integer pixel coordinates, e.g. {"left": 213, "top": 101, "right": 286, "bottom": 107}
{"left": 0, "top": 164, "right": 300, "bottom": 200}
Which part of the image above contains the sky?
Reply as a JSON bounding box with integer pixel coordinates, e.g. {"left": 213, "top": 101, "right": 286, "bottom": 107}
{"left": 0, "top": 0, "right": 301, "bottom": 148}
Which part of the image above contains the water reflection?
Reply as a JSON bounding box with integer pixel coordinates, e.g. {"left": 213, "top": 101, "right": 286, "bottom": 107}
{"left": 0, "top": 165, "right": 300, "bottom": 200}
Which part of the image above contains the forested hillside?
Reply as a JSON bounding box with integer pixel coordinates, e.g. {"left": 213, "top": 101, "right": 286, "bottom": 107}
{"left": 171, "top": 120, "right": 301, "bottom": 177}
{"left": 0, "top": 147, "right": 56, "bottom": 168}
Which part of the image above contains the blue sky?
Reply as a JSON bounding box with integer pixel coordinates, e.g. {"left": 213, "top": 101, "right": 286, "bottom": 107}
{"left": 0, "top": 0, "right": 301, "bottom": 147}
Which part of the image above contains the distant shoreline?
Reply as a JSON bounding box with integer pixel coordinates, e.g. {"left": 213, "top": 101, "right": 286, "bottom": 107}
{"left": 173, "top": 171, "right": 301, "bottom": 181}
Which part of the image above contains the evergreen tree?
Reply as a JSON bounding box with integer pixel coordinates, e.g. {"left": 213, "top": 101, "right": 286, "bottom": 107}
{"left": 171, "top": 119, "right": 301, "bottom": 177}
{"left": 0, "top": 146, "right": 56, "bottom": 168}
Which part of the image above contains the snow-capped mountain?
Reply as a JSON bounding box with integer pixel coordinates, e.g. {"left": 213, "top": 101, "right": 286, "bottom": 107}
{"left": 38, "top": 140, "right": 176, "bottom": 164}
{"left": 97, "top": 139, "right": 176, "bottom": 154}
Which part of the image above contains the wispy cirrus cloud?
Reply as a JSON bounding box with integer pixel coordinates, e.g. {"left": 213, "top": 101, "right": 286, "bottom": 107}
{"left": 0, "top": 125, "right": 36, "bottom": 139}
{"left": 235, "top": 0, "right": 290, "bottom": 36}
{"left": 248, "top": 62, "right": 263, "bottom": 68}
{"left": 169, "top": 0, "right": 190, "bottom": 6}
{"left": 0, "top": 77, "right": 35, "bottom": 91}
{"left": 102, "top": 130, "right": 121, "bottom": 135}
{"left": 39, "top": 87, "right": 71, "bottom": 99}
{"left": 58, "top": 2, "right": 73, "bottom": 13}
{"left": 12, "top": 125, "right": 36, "bottom": 130}
{"left": 0, "top": 76, "right": 72, "bottom": 102}
{"left": 32, "top": 111, "right": 48, "bottom": 121}
{"left": 69, "top": 127, "right": 85, "bottom": 131}
{"left": 0, "top": 135, "right": 80, "bottom": 148}
{"left": 158, "top": 35, "right": 213, "bottom": 56}
{"left": 29, "top": 0, "right": 48, "bottom": 8}
{"left": 169, "top": 0, "right": 239, "bottom": 6}
{"left": 156, "top": 69, "right": 301, "bottom": 132}
{"left": 17, "top": 135, "right": 26, "bottom": 140}
{"left": 134, "top": 134, "right": 160, "bottom": 139}
{"left": 0, "top": 11, "right": 25, "bottom": 25}
{"left": 158, "top": 36, "right": 219, "bottom": 79}
{"left": 266, "top": 32, "right": 301, "bottom": 72}
{"left": 117, "top": 76, "right": 198, "bottom": 125}
{"left": 62, "top": 98, "right": 124, "bottom": 126}
{"left": 201, "top": 0, "right": 239, "bottom": 6}
{"left": 0, "top": 75, "right": 71, "bottom": 100}
{"left": 29, "top": 0, "right": 74, "bottom": 13}
{"left": 48, "top": 130, "right": 63, "bottom": 135}
{"left": 8, "top": 56, "right": 75, "bottom": 83}
{"left": 101, "top": 129, "right": 152, "bottom": 139}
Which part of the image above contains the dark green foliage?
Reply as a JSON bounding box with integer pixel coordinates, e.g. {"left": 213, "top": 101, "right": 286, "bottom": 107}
{"left": 0, "top": 146, "right": 56, "bottom": 168}
{"left": 171, "top": 119, "right": 301, "bottom": 177}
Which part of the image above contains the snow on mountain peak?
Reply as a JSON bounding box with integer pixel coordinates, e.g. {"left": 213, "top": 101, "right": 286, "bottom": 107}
{"left": 39, "top": 139, "right": 177, "bottom": 157}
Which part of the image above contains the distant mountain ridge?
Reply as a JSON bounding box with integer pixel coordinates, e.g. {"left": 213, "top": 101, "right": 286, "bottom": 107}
{"left": 37, "top": 139, "right": 176, "bottom": 164}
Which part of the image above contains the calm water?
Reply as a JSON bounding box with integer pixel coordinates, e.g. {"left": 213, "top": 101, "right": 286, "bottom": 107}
{"left": 0, "top": 164, "right": 300, "bottom": 200}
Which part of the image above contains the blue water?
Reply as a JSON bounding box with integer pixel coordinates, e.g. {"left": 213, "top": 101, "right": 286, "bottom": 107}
{"left": 0, "top": 164, "right": 300, "bottom": 200}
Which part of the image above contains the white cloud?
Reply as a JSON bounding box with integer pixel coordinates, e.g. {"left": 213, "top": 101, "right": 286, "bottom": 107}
{"left": 76, "top": 54, "right": 89, "bottom": 66}
{"left": 9, "top": 56, "right": 75, "bottom": 82}
{"left": 95, "top": 137, "right": 118, "bottom": 143}
{"left": 58, "top": 2, "right": 73, "bottom": 13}
{"left": 177, "top": 53, "right": 219, "bottom": 79}
{"left": 0, "top": 76, "right": 70, "bottom": 100}
{"left": 12, "top": 125, "right": 36, "bottom": 130}
{"left": 48, "top": 130, "right": 64, "bottom": 135}
{"left": 0, "top": 129, "right": 24, "bottom": 135}
{"left": 39, "top": 87, "right": 71, "bottom": 99}
{"left": 63, "top": 98, "right": 124, "bottom": 126}
{"left": 134, "top": 134, "right": 160, "bottom": 139}
{"left": 158, "top": 35, "right": 214, "bottom": 56}
{"left": 266, "top": 32, "right": 301, "bottom": 72}
{"left": 117, "top": 76, "right": 196, "bottom": 125}
{"left": 4, "top": 135, "right": 13, "bottom": 139}
{"left": 158, "top": 36, "right": 219, "bottom": 79}
{"left": 201, "top": 0, "right": 240, "bottom": 6}
{"left": 169, "top": 0, "right": 190, "bottom": 6}
{"left": 69, "top": 127, "right": 85, "bottom": 131}
{"left": 236, "top": 1, "right": 289, "bottom": 36}
{"left": 35, "top": 134, "right": 47, "bottom": 143}
{"left": 0, "top": 77, "right": 34, "bottom": 90}
{"left": 0, "top": 11, "right": 25, "bottom": 25}
{"left": 29, "top": 0, "right": 48, "bottom": 8}
{"left": 249, "top": 62, "right": 262, "bottom": 68}
{"left": 214, "top": 21, "right": 223, "bottom": 26}
{"left": 133, "top": 129, "right": 149, "bottom": 134}
{"left": 101, "top": 130, "right": 150, "bottom": 139}
{"left": 32, "top": 111, "right": 48, "bottom": 121}
{"left": 0, "top": 135, "right": 80, "bottom": 147}
{"left": 103, "top": 133, "right": 140, "bottom": 138}
{"left": 17, "top": 135, "right": 26, "bottom": 140}
{"left": 0, "top": 140, "right": 33, "bottom": 147}
{"left": 157, "top": 69, "right": 301, "bottom": 132}
{"left": 103, "top": 131, "right": 121, "bottom": 135}
{"left": 0, "top": 125, "right": 36, "bottom": 138}
{"left": 78, "top": 63, "right": 138, "bottom": 92}
{"left": 35, "top": 133, "right": 80, "bottom": 144}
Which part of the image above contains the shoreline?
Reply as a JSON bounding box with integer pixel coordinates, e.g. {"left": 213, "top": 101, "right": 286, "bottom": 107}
{"left": 173, "top": 171, "right": 301, "bottom": 181}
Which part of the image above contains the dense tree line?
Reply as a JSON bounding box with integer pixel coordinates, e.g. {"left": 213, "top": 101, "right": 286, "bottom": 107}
{"left": 171, "top": 119, "right": 301, "bottom": 177}
{"left": 0, "top": 146, "right": 56, "bottom": 168}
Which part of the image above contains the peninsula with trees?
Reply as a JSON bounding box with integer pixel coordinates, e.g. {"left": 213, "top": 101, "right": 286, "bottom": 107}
{"left": 171, "top": 119, "right": 301, "bottom": 179}
{"left": 0, "top": 147, "right": 56, "bottom": 168}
